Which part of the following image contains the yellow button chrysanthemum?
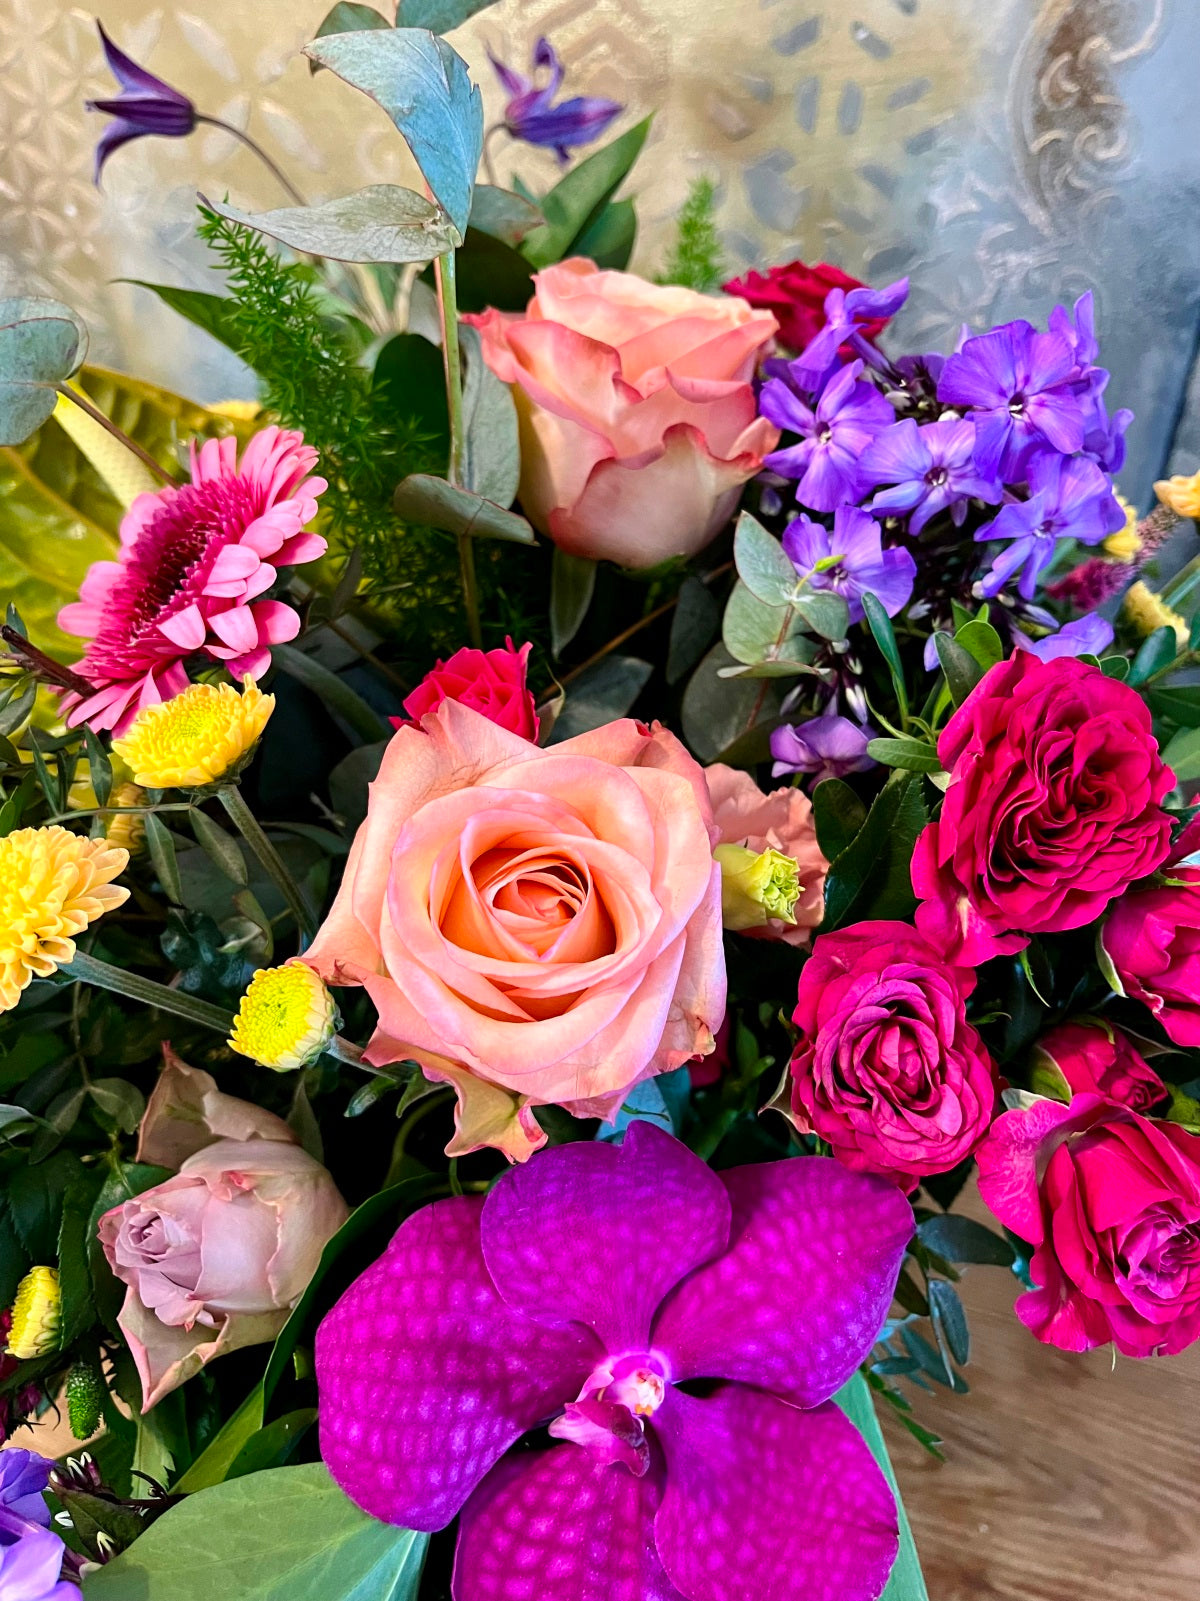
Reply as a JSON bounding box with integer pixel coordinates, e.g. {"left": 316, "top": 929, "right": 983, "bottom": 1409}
{"left": 1102, "top": 494, "right": 1142, "bottom": 564}
{"left": 1122, "top": 580, "right": 1188, "bottom": 647}
{"left": 104, "top": 782, "right": 148, "bottom": 856}
{"left": 112, "top": 677, "right": 274, "bottom": 790}
{"left": 0, "top": 826, "right": 129, "bottom": 1012}
{"left": 1154, "top": 470, "right": 1200, "bottom": 520}
{"left": 229, "top": 962, "right": 338, "bottom": 1072}
{"left": 7, "top": 1265, "right": 62, "bottom": 1359}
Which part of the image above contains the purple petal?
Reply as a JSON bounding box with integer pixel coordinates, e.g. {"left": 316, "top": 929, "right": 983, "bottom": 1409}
{"left": 652, "top": 1157, "right": 912, "bottom": 1406}
{"left": 95, "top": 20, "right": 189, "bottom": 105}
{"left": 858, "top": 418, "right": 929, "bottom": 486}
{"left": 1022, "top": 330, "right": 1076, "bottom": 396}
{"left": 869, "top": 481, "right": 927, "bottom": 518}
{"left": 488, "top": 51, "right": 529, "bottom": 99}
{"left": 532, "top": 36, "right": 564, "bottom": 85}
{"left": 316, "top": 1196, "right": 597, "bottom": 1531}
{"left": 859, "top": 546, "right": 917, "bottom": 617}
{"left": 830, "top": 505, "right": 883, "bottom": 567}
{"left": 782, "top": 515, "right": 829, "bottom": 573}
{"left": 481, "top": 1121, "right": 731, "bottom": 1352}
{"left": 939, "top": 328, "right": 1021, "bottom": 410}
{"left": 795, "top": 449, "right": 858, "bottom": 512}
{"left": 454, "top": 1444, "right": 684, "bottom": 1601}
{"left": 1013, "top": 613, "right": 1114, "bottom": 661}
{"left": 758, "top": 377, "right": 816, "bottom": 437}
{"left": 653, "top": 1386, "right": 899, "bottom": 1601}
{"left": 970, "top": 411, "right": 1013, "bottom": 481}
{"left": 512, "top": 96, "right": 622, "bottom": 151}
{"left": 0, "top": 1452, "right": 53, "bottom": 1527}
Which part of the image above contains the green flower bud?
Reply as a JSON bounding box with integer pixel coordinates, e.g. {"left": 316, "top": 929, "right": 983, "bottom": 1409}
{"left": 714, "top": 843, "right": 801, "bottom": 931}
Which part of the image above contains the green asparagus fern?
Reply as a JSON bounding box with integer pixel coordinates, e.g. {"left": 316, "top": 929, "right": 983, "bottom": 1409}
{"left": 660, "top": 177, "right": 726, "bottom": 293}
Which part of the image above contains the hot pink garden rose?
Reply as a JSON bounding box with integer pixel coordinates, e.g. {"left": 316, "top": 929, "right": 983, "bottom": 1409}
{"left": 1033, "top": 1019, "right": 1167, "bottom": 1115}
{"left": 788, "top": 920, "right": 998, "bottom": 1188}
{"left": 1102, "top": 820, "right": 1200, "bottom": 1046}
{"left": 303, "top": 700, "right": 726, "bottom": 1161}
{"left": 97, "top": 1050, "right": 348, "bottom": 1409}
{"left": 392, "top": 638, "right": 538, "bottom": 741}
{"left": 705, "top": 762, "right": 826, "bottom": 945}
{"left": 912, "top": 653, "right": 1174, "bottom": 964}
{"left": 465, "top": 259, "right": 779, "bottom": 568}
{"left": 978, "top": 1093, "right": 1200, "bottom": 1357}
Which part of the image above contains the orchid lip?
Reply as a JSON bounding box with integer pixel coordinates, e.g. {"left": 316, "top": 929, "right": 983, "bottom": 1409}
{"left": 582, "top": 1350, "right": 672, "bottom": 1415}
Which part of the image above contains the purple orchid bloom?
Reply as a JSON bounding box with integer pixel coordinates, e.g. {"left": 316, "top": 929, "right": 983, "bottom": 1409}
{"left": 975, "top": 451, "right": 1126, "bottom": 600}
{"left": 87, "top": 22, "right": 196, "bottom": 182}
{"left": 1011, "top": 612, "right": 1115, "bottom": 661}
{"left": 794, "top": 278, "right": 909, "bottom": 384}
{"left": 761, "top": 360, "right": 894, "bottom": 512}
{"left": 771, "top": 714, "right": 878, "bottom": 784}
{"left": 937, "top": 320, "right": 1084, "bottom": 481}
{"left": 316, "top": 1122, "right": 911, "bottom": 1601}
{"left": 0, "top": 1452, "right": 73, "bottom": 1601}
{"left": 860, "top": 417, "right": 1001, "bottom": 535}
{"left": 782, "top": 506, "right": 916, "bottom": 623}
{"left": 490, "top": 37, "right": 621, "bottom": 163}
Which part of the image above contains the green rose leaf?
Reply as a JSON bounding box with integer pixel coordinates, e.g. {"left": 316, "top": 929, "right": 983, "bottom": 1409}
{"left": 203, "top": 186, "right": 460, "bottom": 264}
{"left": 0, "top": 297, "right": 87, "bottom": 445}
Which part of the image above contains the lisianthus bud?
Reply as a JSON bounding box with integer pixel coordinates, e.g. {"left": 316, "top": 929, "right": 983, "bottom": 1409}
{"left": 229, "top": 962, "right": 338, "bottom": 1072}
{"left": 714, "top": 843, "right": 801, "bottom": 931}
{"left": 112, "top": 676, "right": 274, "bottom": 790}
{"left": 7, "top": 1267, "right": 61, "bottom": 1359}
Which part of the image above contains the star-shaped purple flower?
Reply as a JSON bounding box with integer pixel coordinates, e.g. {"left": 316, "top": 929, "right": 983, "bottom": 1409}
{"left": 490, "top": 37, "right": 621, "bottom": 163}
{"left": 860, "top": 417, "right": 1001, "bottom": 534}
{"left": 316, "top": 1123, "right": 912, "bottom": 1601}
{"left": 760, "top": 360, "right": 895, "bottom": 513}
{"left": 793, "top": 278, "right": 909, "bottom": 384}
{"left": 937, "top": 320, "right": 1084, "bottom": 481}
{"left": 0, "top": 1452, "right": 73, "bottom": 1601}
{"left": 782, "top": 506, "right": 916, "bottom": 623}
{"left": 86, "top": 22, "right": 197, "bottom": 183}
{"left": 770, "top": 714, "right": 878, "bottom": 784}
{"left": 975, "top": 451, "right": 1126, "bottom": 599}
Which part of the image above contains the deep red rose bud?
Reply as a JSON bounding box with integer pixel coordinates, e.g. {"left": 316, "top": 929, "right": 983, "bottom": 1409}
{"left": 394, "top": 638, "right": 539, "bottom": 742}
{"left": 722, "top": 260, "right": 890, "bottom": 354}
{"left": 788, "top": 919, "right": 999, "bottom": 1188}
{"left": 1033, "top": 1019, "right": 1167, "bottom": 1115}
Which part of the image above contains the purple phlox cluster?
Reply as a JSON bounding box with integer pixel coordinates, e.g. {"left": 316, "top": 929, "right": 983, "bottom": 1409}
{"left": 760, "top": 360, "right": 894, "bottom": 513}
{"left": 771, "top": 713, "right": 878, "bottom": 785}
{"left": 782, "top": 507, "right": 915, "bottom": 623}
{"left": 1049, "top": 295, "right": 1133, "bottom": 474}
{"left": 489, "top": 37, "right": 621, "bottom": 162}
{"left": 314, "top": 1122, "right": 912, "bottom": 1601}
{"left": 793, "top": 278, "right": 909, "bottom": 385}
{"left": 860, "top": 417, "right": 1001, "bottom": 535}
{"left": 87, "top": 22, "right": 196, "bottom": 182}
{"left": 0, "top": 1451, "right": 75, "bottom": 1601}
{"left": 1011, "top": 612, "right": 1115, "bottom": 662}
{"left": 974, "top": 452, "right": 1126, "bottom": 600}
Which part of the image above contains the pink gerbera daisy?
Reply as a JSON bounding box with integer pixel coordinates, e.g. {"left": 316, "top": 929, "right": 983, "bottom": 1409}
{"left": 58, "top": 426, "right": 327, "bottom": 732}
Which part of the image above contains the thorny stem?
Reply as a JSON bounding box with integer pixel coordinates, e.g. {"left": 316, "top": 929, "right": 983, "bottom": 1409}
{"left": 53, "top": 386, "right": 176, "bottom": 486}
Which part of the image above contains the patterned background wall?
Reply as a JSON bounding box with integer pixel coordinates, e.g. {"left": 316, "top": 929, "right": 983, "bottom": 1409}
{"left": 2, "top": 0, "right": 1199, "bottom": 501}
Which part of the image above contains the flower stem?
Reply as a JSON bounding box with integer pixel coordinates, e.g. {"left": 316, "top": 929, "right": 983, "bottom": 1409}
{"left": 65, "top": 950, "right": 235, "bottom": 1033}
{"left": 196, "top": 114, "right": 307, "bottom": 207}
{"left": 433, "top": 248, "right": 482, "bottom": 648}
{"left": 218, "top": 786, "right": 317, "bottom": 939}
{"left": 54, "top": 386, "right": 176, "bottom": 487}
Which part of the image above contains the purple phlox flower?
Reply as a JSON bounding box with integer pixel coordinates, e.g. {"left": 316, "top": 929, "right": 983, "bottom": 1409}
{"left": 0, "top": 1455, "right": 72, "bottom": 1601}
{"left": 771, "top": 714, "right": 878, "bottom": 784}
{"left": 782, "top": 506, "right": 916, "bottom": 623}
{"left": 975, "top": 451, "right": 1126, "bottom": 600}
{"left": 860, "top": 417, "right": 1001, "bottom": 535}
{"left": 490, "top": 37, "right": 621, "bottom": 162}
{"left": 1081, "top": 394, "right": 1133, "bottom": 475}
{"left": 315, "top": 1122, "right": 911, "bottom": 1601}
{"left": 794, "top": 278, "right": 909, "bottom": 385}
{"left": 1011, "top": 612, "right": 1115, "bottom": 661}
{"left": 937, "top": 319, "right": 1085, "bottom": 481}
{"left": 1048, "top": 292, "right": 1100, "bottom": 372}
{"left": 0, "top": 1452, "right": 53, "bottom": 1528}
{"left": 761, "top": 360, "right": 894, "bottom": 512}
{"left": 889, "top": 352, "right": 946, "bottom": 405}
{"left": 921, "top": 634, "right": 942, "bottom": 673}
{"left": 86, "top": 22, "right": 196, "bottom": 183}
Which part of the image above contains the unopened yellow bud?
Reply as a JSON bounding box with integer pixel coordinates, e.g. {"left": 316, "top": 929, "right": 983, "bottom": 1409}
{"left": 1122, "top": 581, "right": 1187, "bottom": 647}
{"left": 714, "top": 843, "right": 801, "bottom": 931}
{"left": 1102, "top": 495, "right": 1141, "bottom": 563}
{"left": 229, "top": 962, "right": 338, "bottom": 1072}
{"left": 7, "top": 1265, "right": 61, "bottom": 1359}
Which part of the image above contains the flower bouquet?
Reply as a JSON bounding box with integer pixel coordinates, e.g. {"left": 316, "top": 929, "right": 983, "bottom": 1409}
{"left": 3, "top": 6, "right": 1200, "bottom": 1599}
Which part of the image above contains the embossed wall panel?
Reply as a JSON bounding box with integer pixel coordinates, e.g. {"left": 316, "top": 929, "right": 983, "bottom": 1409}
{"left": 2, "top": 1, "right": 1197, "bottom": 500}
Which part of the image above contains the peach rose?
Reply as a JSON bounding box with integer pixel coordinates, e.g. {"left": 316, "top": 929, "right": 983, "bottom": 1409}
{"left": 303, "top": 701, "right": 726, "bottom": 1160}
{"left": 706, "top": 764, "right": 826, "bottom": 945}
{"left": 465, "top": 259, "right": 779, "bottom": 568}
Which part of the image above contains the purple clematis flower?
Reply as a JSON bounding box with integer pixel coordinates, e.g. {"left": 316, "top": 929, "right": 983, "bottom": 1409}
{"left": 316, "top": 1122, "right": 911, "bottom": 1601}
{"left": 794, "top": 278, "right": 909, "bottom": 384}
{"left": 0, "top": 1452, "right": 73, "bottom": 1601}
{"left": 782, "top": 506, "right": 916, "bottom": 623}
{"left": 937, "top": 320, "right": 1084, "bottom": 481}
{"left": 87, "top": 22, "right": 196, "bottom": 182}
{"left": 1011, "top": 612, "right": 1115, "bottom": 661}
{"left": 771, "top": 714, "right": 878, "bottom": 784}
{"left": 490, "top": 37, "right": 621, "bottom": 163}
{"left": 975, "top": 450, "right": 1126, "bottom": 600}
{"left": 860, "top": 417, "right": 1001, "bottom": 535}
{"left": 761, "top": 360, "right": 894, "bottom": 512}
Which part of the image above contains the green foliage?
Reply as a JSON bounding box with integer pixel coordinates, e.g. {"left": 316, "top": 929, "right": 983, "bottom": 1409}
{"left": 659, "top": 176, "right": 726, "bottom": 293}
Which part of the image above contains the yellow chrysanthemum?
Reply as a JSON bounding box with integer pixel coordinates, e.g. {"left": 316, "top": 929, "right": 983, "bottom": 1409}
{"left": 112, "top": 677, "right": 274, "bottom": 790}
{"left": 229, "top": 962, "right": 338, "bottom": 1072}
{"left": 104, "top": 782, "right": 148, "bottom": 856}
{"left": 7, "top": 1266, "right": 61, "bottom": 1359}
{"left": 1122, "top": 580, "right": 1188, "bottom": 647}
{"left": 1103, "top": 494, "right": 1142, "bottom": 563}
{"left": 1154, "top": 470, "right": 1200, "bottom": 520}
{"left": 714, "top": 843, "right": 801, "bottom": 931}
{"left": 0, "top": 827, "right": 129, "bottom": 1012}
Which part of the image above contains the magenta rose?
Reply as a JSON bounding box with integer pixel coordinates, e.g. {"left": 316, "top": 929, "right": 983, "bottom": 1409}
{"left": 1102, "top": 819, "right": 1200, "bottom": 1046}
{"left": 392, "top": 638, "right": 539, "bottom": 742}
{"left": 788, "top": 920, "right": 998, "bottom": 1188}
{"left": 977, "top": 1093, "right": 1200, "bottom": 1357}
{"left": 1033, "top": 1019, "right": 1167, "bottom": 1115}
{"left": 97, "top": 1049, "right": 348, "bottom": 1409}
{"left": 912, "top": 653, "right": 1174, "bottom": 964}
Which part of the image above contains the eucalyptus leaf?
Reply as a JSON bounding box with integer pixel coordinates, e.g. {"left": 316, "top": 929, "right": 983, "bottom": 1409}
{"left": 666, "top": 576, "right": 720, "bottom": 685}
{"left": 204, "top": 186, "right": 459, "bottom": 264}
{"left": 550, "top": 655, "right": 652, "bottom": 743}
{"left": 733, "top": 510, "right": 795, "bottom": 606}
{"left": 392, "top": 473, "right": 535, "bottom": 544}
{"left": 681, "top": 643, "right": 782, "bottom": 765}
{"left": 468, "top": 184, "right": 544, "bottom": 245}
{"left": 0, "top": 297, "right": 87, "bottom": 445}
{"left": 550, "top": 548, "right": 597, "bottom": 656}
{"left": 794, "top": 589, "right": 850, "bottom": 641}
{"left": 459, "top": 324, "right": 520, "bottom": 506}
{"left": 723, "top": 580, "right": 808, "bottom": 667}
{"left": 305, "top": 29, "right": 483, "bottom": 238}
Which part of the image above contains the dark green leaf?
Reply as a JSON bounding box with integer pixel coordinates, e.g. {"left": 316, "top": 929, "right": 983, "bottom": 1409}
{"left": 119, "top": 283, "right": 244, "bottom": 355}
{"left": 934, "top": 631, "right": 984, "bottom": 707}
{"left": 861, "top": 591, "right": 908, "bottom": 722}
{"left": 80, "top": 726, "right": 113, "bottom": 808}
{"left": 549, "top": 548, "right": 597, "bottom": 656}
{"left": 372, "top": 332, "right": 448, "bottom": 456}
{"left": 8, "top": 1148, "right": 81, "bottom": 1259}
{"left": 88, "top": 1077, "right": 146, "bottom": 1134}
{"left": 392, "top": 473, "right": 535, "bottom": 544}
{"left": 224, "top": 1409, "right": 318, "bottom": 1481}
{"left": 203, "top": 186, "right": 459, "bottom": 264}
{"left": 666, "top": 576, "right": 720, "bottom": 685}
{"left": 56, "top": 1168, "right": 104, "bottom": 1345}
{"left": 143, "top": 813, "right": 184, "bottom": 904}
{"left": 866, "top": 737, "right": 944, "bottom": 773}
{"left": 917, "top": 1212, "right": 1016, "bottom": 1266}
{"left": 821, "top": 773, "right": 928, "bottom": 929}
{"left": 440, "top": 227, "right": 534, "bottom": 313}
{"left": 308, "top": 2, "right": 389, "bottom": 75}
{"left": 571, "top": 196, "right": 637, "bottom": 270}
{"left": 550, "top": 656, "right": 652, "bottom": 743}
{"left": 812, "top": 778, "right": 867, "bottom": 862}
{"left": 172, "top": 1384, "right": 265, "bottom": 1494}
{"left": 1147, "top": 685, "right": 1200, "bottom": 728}
{"left": 467, "top": 184, "right": 544, "bottom": 245}
{"left": 273, "top": 645, "right": 390, "bottom": 745}
{"left": 1099, "top": 654, "right": 1130, "bottom": 680}
{"left": 929, "top": 1278, "right": 970, "bottom": 1366}
{"left": 189, "top": 808, "right": 248, "bottom": 886}
{"left": 523, "top": 119, "right": 652, "bottom": 268}
{"left": 900, "top": 1323, "right": 966, "bottom": 1392}
{"left": 1128, "top": 624, "right": 1177, "bottom": 686}
{"left": 1162, "top": 724, "right": 1200, "bottom": 783}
